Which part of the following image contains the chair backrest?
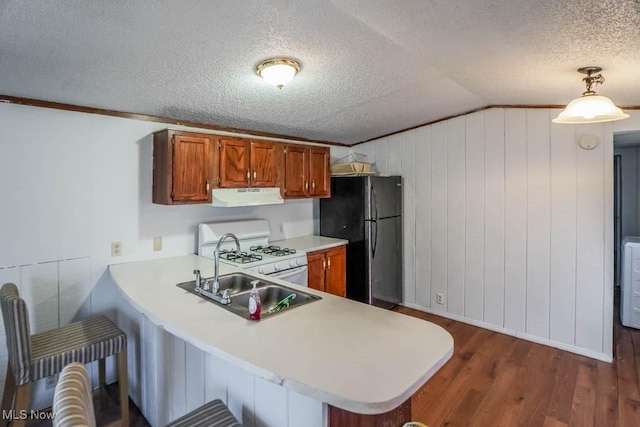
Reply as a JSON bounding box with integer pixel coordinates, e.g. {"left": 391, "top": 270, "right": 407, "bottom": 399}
{"left": 0, "top": 283, "right": 32, "bottom": 385}
{"left": 53, "top": 363, "right": 96, "bottom": 427}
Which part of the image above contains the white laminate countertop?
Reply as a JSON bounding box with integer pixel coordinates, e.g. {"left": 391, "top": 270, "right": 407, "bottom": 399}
{"left": 109, "top": 255, "right": 453, "bottom": 415}
{"left": 270, "top": 235, "right": 348, "bottom": 253}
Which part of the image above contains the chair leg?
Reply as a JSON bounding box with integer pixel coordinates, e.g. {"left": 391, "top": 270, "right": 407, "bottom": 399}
{"left": 11, "top": 383, "right": 29, "bottom": 427}
{"left": 118, "top": 348, "right": 129, "bottom": 427}
{"left": 98, "top": 358, "right": 107, "bottom": 411}
{"left": 1, "top": 367, "right": 15, "bottom": 427}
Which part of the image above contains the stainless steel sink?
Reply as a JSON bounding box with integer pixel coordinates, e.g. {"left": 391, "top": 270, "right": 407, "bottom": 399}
{"left": 176, "top": 272, "right": 321, "bottom": 320}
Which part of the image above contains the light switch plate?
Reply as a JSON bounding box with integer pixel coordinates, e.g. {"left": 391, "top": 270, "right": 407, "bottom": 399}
{"left": 153, "top": 236, "right": 163, "bottom": 251}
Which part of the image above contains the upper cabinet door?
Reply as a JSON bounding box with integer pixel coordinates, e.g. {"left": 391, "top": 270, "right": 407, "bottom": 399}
{"left": 171, "top": 134, "right": 212, "bottom": 202}
{"left": 219, "top": 138, "right": 251, "bottom": 188}
{"left": 250, "top": 141, "right": 279, "bottom": 187}
{"left": 284, "top": 145, "right": 309, "bottom": 197}
{"left": 309, "top": 147, "right": 330, "bottom": 197}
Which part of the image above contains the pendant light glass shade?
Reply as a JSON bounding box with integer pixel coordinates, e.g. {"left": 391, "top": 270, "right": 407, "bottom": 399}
{"left": 553, "top": 94, "right": 629, "bottom": 124}
{"left": 256, "top": 58, "right": 300, "bottom": 89}
{"left": 553, "top": 66, "right": 629, "bottom": 124}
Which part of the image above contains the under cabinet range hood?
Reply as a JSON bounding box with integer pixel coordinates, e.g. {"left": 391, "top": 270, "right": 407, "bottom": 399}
{"left": 211, "top": 187, "right": 284, "bottom": 207}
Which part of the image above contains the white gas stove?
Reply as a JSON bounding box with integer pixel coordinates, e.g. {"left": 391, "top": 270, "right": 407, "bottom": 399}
{"left": 197, "top": 220, "right": 308, "bottom": 286}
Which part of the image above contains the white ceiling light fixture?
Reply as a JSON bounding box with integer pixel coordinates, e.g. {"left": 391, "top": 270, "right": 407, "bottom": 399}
{"left": 256, "top": 58, "right": 300, "bottom": 89}
{"left": 553, "top": 66, "right": 629, "bottom": 124}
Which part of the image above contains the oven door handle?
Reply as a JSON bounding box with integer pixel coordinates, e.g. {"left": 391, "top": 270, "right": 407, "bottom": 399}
{"left": 270, "top": 265, "right": 308, "bottom": 280}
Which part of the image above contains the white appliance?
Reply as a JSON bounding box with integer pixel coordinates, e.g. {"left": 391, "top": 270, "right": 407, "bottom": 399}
{"left": 197, "top": 219, "right": 308, "bottom": 286}
{"left": 621, "top": 236, "right": 640, "bottom": 328}
{"left": 211, "top": 187, "right": 284, "bottom": 207}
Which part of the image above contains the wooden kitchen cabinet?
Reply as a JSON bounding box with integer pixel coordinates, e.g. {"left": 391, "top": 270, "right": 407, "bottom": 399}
{"left": 218, "top": 137, "right": 281, "bottom": 188}
{"left": 283, "top": 145, "right": 330, "bottom": 198}
{"left": 250, "top": 140, "right": 280, "bottom": 187}
{"left": 153, "top": 130, "right": 218, "bottom": 205}
{"left": 307, "top": 245, "right": 346, "bottom": 297}
{"left": 218, "top": 137, "right": 250, "bottom": 187}
{"left": 153, "top": 130, "right": 330, "bottom": 204}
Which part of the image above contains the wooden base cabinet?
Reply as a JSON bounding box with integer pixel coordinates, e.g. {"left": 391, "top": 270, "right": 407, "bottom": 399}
{"left": 307, "top": 245, "right": 346, "bottom": 297}
{"left": 153, "top": 130, "right": 217, "bottom": 205}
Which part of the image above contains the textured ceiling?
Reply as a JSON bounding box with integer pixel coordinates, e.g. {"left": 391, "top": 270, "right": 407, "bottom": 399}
{"left": 1, "top": 0, "right": 639, "bottom": 144}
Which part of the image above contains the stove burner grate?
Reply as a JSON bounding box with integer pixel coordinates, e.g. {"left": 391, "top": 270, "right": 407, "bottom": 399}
{"left": 250, "top": 245, "right": 297, "bottom": 256}
{"left": 219, "top": 250, "right": 263, "bottom": 264}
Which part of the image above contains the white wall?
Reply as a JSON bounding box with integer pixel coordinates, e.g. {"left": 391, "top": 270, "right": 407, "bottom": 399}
{"left": 355, "top": 108, "right": 640, "bottom": 362}
{"left": 0, "top": 102, "right": 319, "bottom": 408}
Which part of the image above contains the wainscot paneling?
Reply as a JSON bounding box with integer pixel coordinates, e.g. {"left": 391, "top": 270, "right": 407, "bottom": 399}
{"left": 357, "top": 107, "right": 618, "bottom": 361}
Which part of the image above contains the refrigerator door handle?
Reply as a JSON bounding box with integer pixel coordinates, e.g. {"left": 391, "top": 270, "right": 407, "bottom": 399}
{"left": 371, "top": 184, "right": 379, "bottom": 222}
{"left": 372, "top": 218, "right": 378, "bottom": 258}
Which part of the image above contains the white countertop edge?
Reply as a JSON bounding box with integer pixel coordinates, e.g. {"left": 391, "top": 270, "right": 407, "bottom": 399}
{"left": 270, "top": 235, "right": 348, "bottom": 253}
{"left": 108, "top": 256, "right": 454, "bottom": 414}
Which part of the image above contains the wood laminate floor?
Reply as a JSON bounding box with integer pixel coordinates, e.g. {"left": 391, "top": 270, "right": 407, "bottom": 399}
{"left": 395, "top": 303, "right": 640, "bottom": 427}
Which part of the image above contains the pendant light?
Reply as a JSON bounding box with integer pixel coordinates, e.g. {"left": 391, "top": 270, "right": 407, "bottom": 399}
{"left": 553, "top": 67, "right": 629, "bottom": 124}
{"left": 256, "top": 58, "right": 301, "bottom": 89}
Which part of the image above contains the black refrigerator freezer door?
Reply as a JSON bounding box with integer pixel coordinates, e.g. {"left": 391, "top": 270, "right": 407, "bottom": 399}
{"left": 320, "top": 177, "right": 366, "bottom": 242}
{"left": 366, "top": 176, "right": 402, "bottom": 220}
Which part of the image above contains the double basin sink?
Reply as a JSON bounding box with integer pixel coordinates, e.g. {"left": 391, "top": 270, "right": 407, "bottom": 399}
{"left": 177, "top": 272, "right": 321, "bottom": 320}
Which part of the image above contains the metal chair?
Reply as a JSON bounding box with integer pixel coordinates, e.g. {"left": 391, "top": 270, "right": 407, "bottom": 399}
{"left": 53, "top": 363, "right": 242, "bottom": 427}
{"left": 0, "top": 283, "right": 128, "bottom": 427}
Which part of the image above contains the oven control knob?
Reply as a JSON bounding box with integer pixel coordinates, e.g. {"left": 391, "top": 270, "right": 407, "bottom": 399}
{"left": 258, "top": 267, "right": 264, "bottom": 274}
{"left": 296, "top": 259, "right": 302, "bottom": 265}
{"left": 274, "top": 263, "right": 281, "bottom": 271}
{"left": 289, "top": 260, "right": 296, "bottom": 267}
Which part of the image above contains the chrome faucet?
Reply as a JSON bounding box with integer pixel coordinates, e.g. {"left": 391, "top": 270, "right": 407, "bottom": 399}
{"left": 197, "top": 233, "right": 240, "bottom": 305}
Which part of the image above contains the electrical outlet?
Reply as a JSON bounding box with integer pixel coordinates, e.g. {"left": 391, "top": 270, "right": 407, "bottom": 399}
{"left": 436, "top": 293, "right": 445, "bottom": 305}
{"left": 153, "top": 236, "right": 163, "bottom": 251}
{"left": 45, "top": 374, "right": 58, "bottom": 389}
{"left": 111, "top": 241, "right": 122, "bottom": 257}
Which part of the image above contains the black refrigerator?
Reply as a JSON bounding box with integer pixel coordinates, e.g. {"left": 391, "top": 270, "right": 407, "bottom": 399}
{"left": 320, "top": 176, "right": 402, "bottom": 309}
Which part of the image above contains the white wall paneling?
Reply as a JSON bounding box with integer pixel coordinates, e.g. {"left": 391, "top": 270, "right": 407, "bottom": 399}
{"left": 446, "top": 117, "right": 466, "bottom": 316}
{"left": 401, "top": 131, "right": 417, "bottom": 304}
{"left": 549, "top": 111, "right": 577, "bottom": 346}
{"left": 430, "top": 123, "right": 448, "bottom": 312}
{"left": 503, "top": 109, "right": 528, "bottom": 333}
{"left": 374, "top": 137, "right": 389, "bottom": 175}
{"left": 226, "top": 363, "right": 256, "bottom": 426}
{"left": 603, "top": 123, "right": 614, "bottom": 359}
{"left": 415, "top": 126, "right": 432, "bottom": 307}
{"left": 575, "top": 123, "right": 606, "bottom": 353}
{"left": 387, "top": 134, "right": 403, "bottom": 175}
{"left": 464, "top": 112, "right": 485, "bottom": 322}
{"left": 185, "top": 343, "right": 206, "bottom": 413}
{"left": 359, "top": 107, "right": 616, "bottom": 361}
{"left": 525, "top": 109, "right": 551, "bottom": 339}
{"left": 483, "top": 109, "right": 505, "bottom": 326}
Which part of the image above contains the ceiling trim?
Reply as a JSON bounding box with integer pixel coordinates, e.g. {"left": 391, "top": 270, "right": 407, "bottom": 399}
{"left": 0, "top": 94, "right": 351, "bottom": 147}
{"left": 354, "top": 104, "right": 640, "bottom": 146}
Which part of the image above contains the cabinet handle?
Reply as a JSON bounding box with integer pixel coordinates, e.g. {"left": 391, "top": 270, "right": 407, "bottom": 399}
{"left": 312, "top": 181, "right": 316, "bottom": 191}
{"left": 246, "top": 170, "right": 250, "bottom": 183}
{"left": 327, "top": 258, "right": 331, "bottom": 269}
{"left": 206, "top": 181, "right": 210, "bottom": 191}
{"left": 323, "top": 259, "right": 326, "bottom": 270}
{"left": 253, "top": 170, "right": 257, "bottom": 180}
{"left": 305, "top": 181, "right": 309, "bottom": 191}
